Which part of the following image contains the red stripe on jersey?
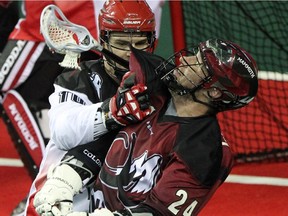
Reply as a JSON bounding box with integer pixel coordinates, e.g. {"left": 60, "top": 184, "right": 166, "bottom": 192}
{"left": 2, "top": 90, "right": 45, "bottom": 167}
{"left": 9, "top": 42, "right": 39, "bottom": 89}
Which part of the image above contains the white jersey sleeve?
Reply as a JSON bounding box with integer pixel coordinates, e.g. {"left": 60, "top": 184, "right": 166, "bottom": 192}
{"left": 48, "top": 84, "right": 108, "bottom": 150}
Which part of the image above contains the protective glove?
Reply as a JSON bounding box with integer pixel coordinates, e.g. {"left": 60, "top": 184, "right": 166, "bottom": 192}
{"left": 33, "top": 164, "right": 82, "bottom": 216}
{"left": 101, "top": 72, "right": 155, "bottom": 130}
{"left": 67, "top": 208, "right": 114, "bottom": 216}
{"left": 67, "top": 208, "right": 134, "bottom": 216}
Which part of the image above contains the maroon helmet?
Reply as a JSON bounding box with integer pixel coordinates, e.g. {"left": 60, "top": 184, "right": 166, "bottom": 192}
{"left": 157, "top": 39, "right": 258, "bottom": 111}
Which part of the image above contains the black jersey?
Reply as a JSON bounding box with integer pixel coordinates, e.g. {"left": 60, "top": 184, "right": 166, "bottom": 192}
{"left": 55, "top": 59, "right": 119, "bottom": 103}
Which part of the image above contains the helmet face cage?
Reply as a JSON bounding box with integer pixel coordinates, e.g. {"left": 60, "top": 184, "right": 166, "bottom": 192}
{"left": 98, "top": 0, "right": 156, "bottom": 76}
{"left": 101, "top": 31, "right": 155, "bottom": 80}
{"left": 156, "top": 47, "right": 212, "bottom": 96}
{"left": 100, "top": 31, "right": 155, "bottom": 52}
{"left": 156, "top": 39, "right": 258, "bottom": 111}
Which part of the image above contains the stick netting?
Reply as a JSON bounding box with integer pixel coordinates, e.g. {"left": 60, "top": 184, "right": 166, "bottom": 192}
{"left": 41, "top": 8, "right": 80, "bottom": 69}
{"left": 47, "top": 24, "right": 78, "bottom": 48}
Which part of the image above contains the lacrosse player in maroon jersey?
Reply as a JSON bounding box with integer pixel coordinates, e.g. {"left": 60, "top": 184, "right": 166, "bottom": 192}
{"left": 33, "top": 38, "right": 258, "bottom": 216}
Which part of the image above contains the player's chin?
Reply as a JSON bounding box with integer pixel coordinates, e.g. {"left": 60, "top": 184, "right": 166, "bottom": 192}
{"left": 116, "top": 64, "right": 128, "bottom": 70}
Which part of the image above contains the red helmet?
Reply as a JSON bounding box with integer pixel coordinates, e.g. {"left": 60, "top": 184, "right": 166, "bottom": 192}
{"left": 99, "top": 0, "right": 156, "bottom": 46}
{"left": 199, "top": 39, "right": 258, "bottom": 110}
{"left": 157, "top": 39, "right": 258, "bottom": 111}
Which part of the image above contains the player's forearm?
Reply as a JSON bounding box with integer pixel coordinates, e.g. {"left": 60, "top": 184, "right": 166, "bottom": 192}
{"left": 48, "top": 86, "right": 108, "bottom": 150}
{"left": 49, "top": 105, "right": 98, "bottom": 150}
{"left": 67, "top": 207, "right": 155, "bottom": 216}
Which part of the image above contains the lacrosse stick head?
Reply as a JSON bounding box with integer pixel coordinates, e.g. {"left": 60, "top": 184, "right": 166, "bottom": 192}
{"left": 40, "top": 4, "right": 97, "bottom": 53}
{"left": 40, "top": 4, "right": 102, "bottom": 69}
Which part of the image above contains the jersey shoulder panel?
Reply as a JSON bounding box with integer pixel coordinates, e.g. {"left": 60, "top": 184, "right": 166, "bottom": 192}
{"left": 54, "top": 60, "right": 118, "bottom": 103}
{"left": 54, "top": 60, "right": 101, "bottom": 103}
{"left": 173, "top": 115, "right": 223, "bottom": 186}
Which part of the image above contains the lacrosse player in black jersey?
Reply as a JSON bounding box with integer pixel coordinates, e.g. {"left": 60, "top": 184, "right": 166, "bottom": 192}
{"left": 25, "top": 1, "right": 161, "bottom": 215}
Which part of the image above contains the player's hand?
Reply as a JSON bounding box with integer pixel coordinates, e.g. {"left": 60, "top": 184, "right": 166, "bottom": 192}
{"left": 33, "top": 164, "right": 82, "bottom": 216}
{"left": 101, "top": 72, "right": 155, "bottom": 130}
{"left": 67, "top": 208, "right": 114, "bottom": 216}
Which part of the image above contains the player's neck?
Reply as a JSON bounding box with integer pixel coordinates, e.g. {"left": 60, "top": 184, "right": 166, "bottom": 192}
{"left": 171, "top": 94, "right": 211, "bottom": 117}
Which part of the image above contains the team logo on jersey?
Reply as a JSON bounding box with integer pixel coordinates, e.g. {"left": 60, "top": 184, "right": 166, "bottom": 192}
{"left": 104, "top": 131, "right": 133, "bottom": 176}
{"left": 146, "top": 121, "right": 154, "bottom": 135}
{"left": 124, "top": 151, "right": 162, "bottom": 194}
{"left": 90, "top": 72, "right": 103, "bottom": 100}
{"left": 100, "top": 131, "right": 162, "bottom": 195}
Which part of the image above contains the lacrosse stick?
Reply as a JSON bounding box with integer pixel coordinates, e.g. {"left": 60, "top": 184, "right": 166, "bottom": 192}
{"left": 40, "top": 4, "right": 129, "bottom": 69}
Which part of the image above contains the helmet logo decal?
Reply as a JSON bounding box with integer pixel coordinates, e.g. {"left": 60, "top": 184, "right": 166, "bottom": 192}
{"left": 123, "top": 20, "right": 141, "bottom": 25}
{"left": 237, "top": 57, "right": 256, "bottom": 78}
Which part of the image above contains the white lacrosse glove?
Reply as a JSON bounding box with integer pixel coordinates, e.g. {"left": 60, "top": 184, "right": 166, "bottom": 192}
{"left": 33, "top": 164, "right": 82, "bottom": 216}
{"left": 67, "top": 208, "right": 114, "bottom": 216}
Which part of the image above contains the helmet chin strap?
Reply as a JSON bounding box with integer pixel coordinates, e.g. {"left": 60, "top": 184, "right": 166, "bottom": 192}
{"left": 100, "top": 39, "right": 129, "bottom": 81}
{"left": 190, "top": 91, "right": 218, "bottom": 113}
{"left": 105, "top": 58, "right": 129, "bottom": 80}
{"left": 115, "top": 68, "right": 129, "bottom": 80}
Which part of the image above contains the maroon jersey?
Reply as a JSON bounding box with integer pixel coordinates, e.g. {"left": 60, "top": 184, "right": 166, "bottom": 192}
{"left": 93, "top": 49, "right": 234, "bottom": 216}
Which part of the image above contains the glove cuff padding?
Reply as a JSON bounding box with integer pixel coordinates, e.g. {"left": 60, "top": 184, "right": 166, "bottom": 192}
{"left": 93, "top": 208, "right": 115, "bottom": 216}
{"left": 101, "top": 98, "right": 125, "bottom": 131}
{"left": 66, "top": 208, "right": 114, "bottom": 216}
{"left": 47, "top": 164, "right": 83, "bottom": 195}
{"left": 33, "top": 164, "right": 83, "bottom": 215}
{"left": 65, "top": 208, "right": 134, "bottom": 216}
